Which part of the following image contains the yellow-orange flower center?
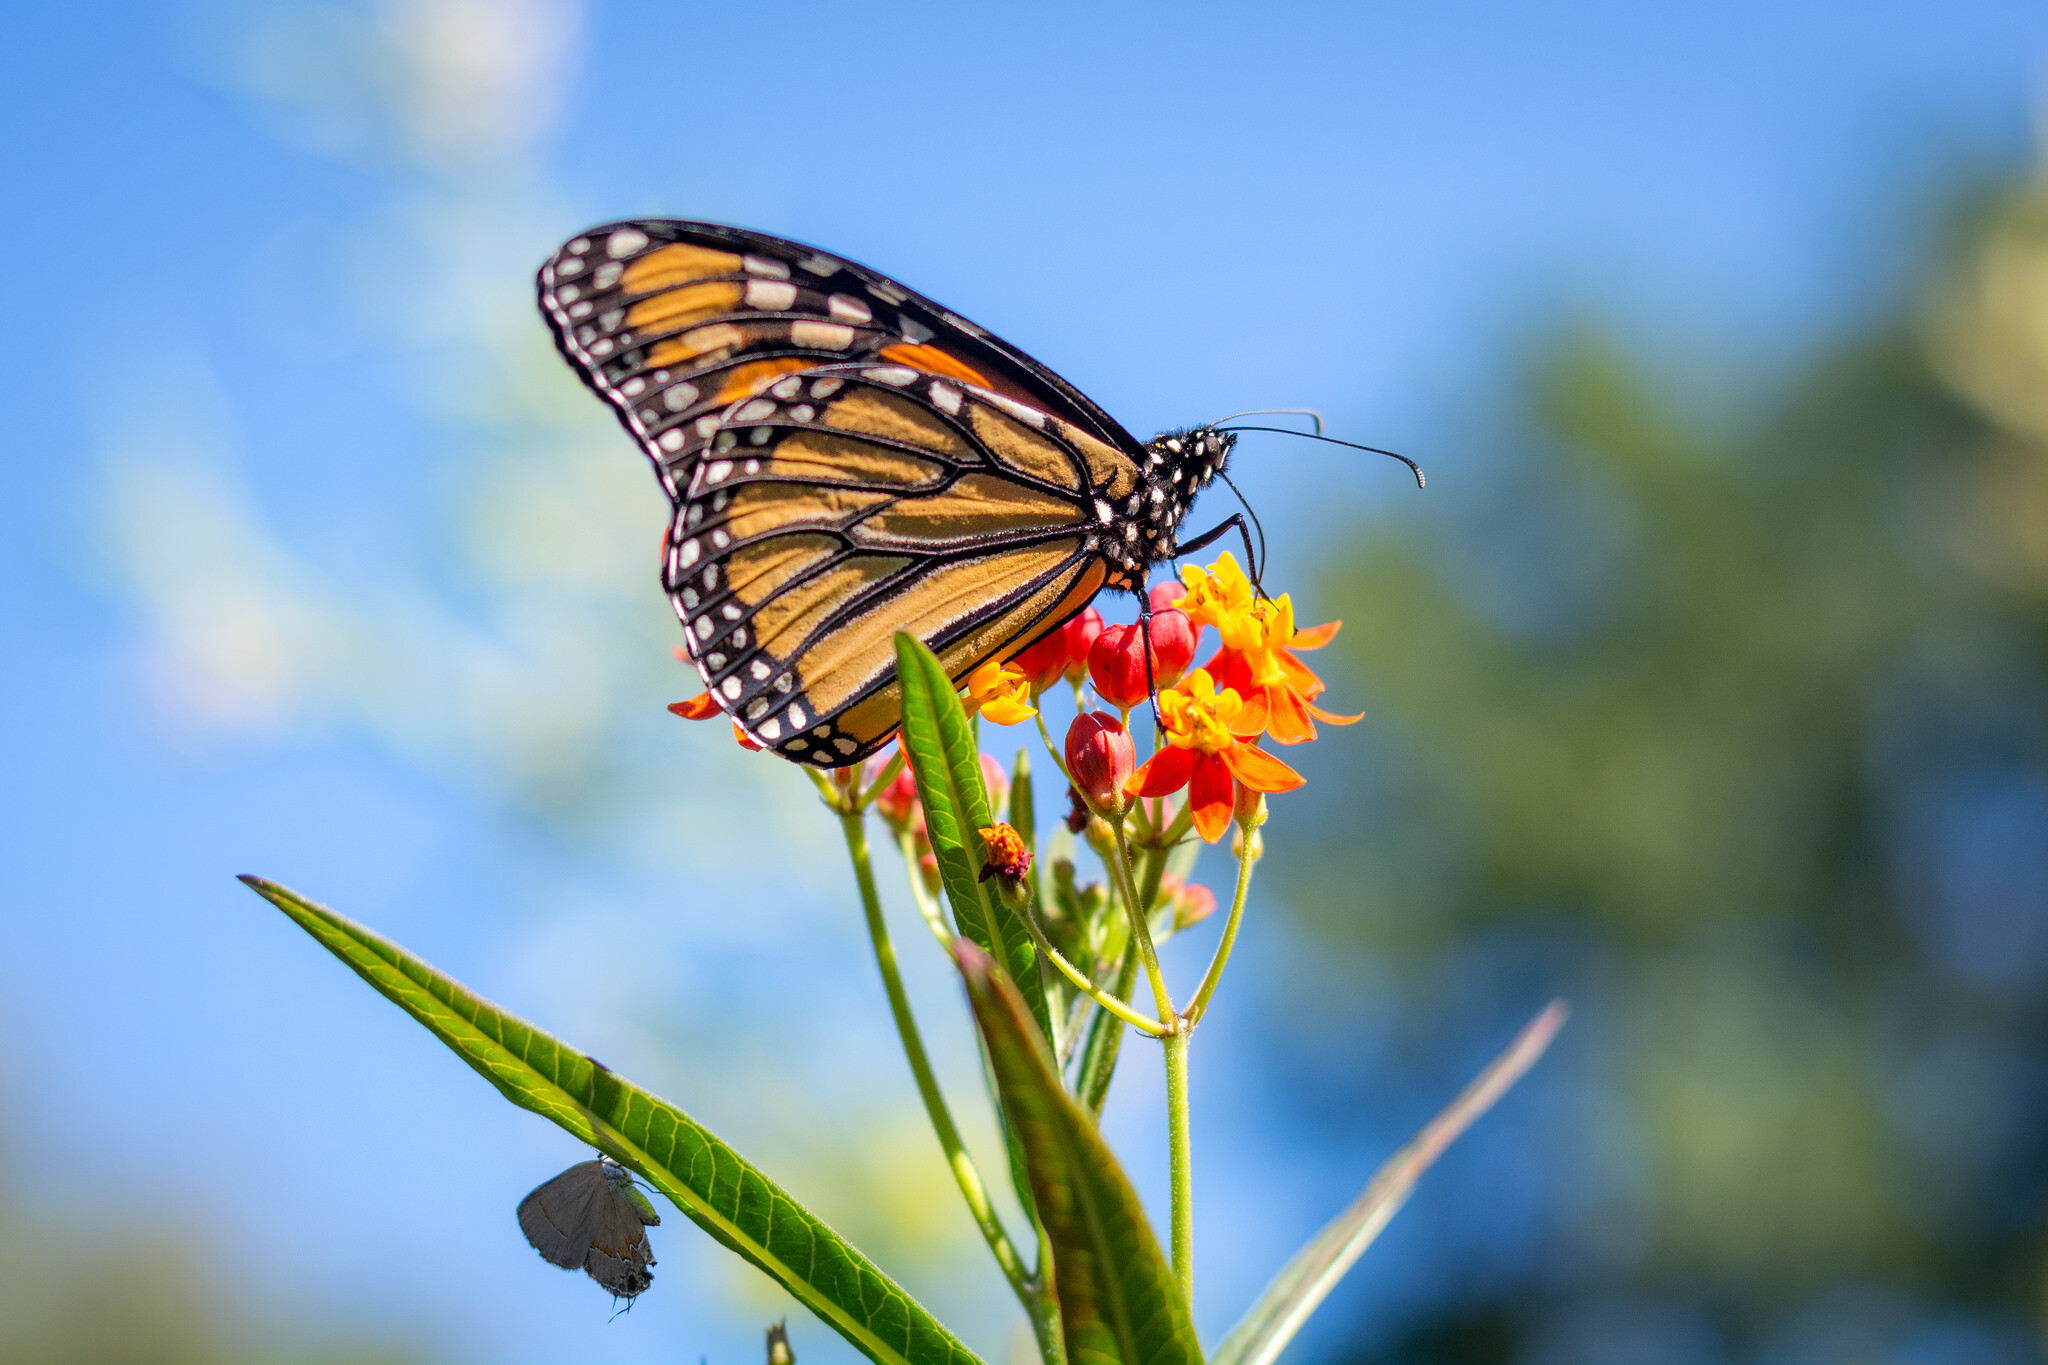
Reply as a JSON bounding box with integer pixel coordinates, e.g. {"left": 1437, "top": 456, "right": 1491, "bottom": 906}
{"left": 1158, "top": 668, "right": 1246, "bottom": 754}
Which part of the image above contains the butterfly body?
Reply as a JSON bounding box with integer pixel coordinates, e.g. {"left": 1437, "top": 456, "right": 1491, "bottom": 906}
{"left": 539, "top": 221, "right": 1234, "bottom": 765}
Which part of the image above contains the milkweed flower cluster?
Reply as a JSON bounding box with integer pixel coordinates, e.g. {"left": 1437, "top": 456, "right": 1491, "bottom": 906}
{"left": 668, "top": 551, "right": 1356, "bottom": 849}
{"left": 974, "top": 551, "right": 1356, "bottom": 845}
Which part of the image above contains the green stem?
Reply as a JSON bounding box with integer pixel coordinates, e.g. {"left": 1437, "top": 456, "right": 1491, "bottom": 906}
{"left": 1163, "top": 1029, "right": 1193, "bottom": 1308}
{"left": 837, "top": 812, "right": 1032, "bottom": 1306}
{"left": 1110, "top": 818, "right": 1176, "bottom": 1023}
{"left": 1182, "top": 832, "right": 1257, "bottom": 1027}
{"left": 855, "top": 749, "right": 905, "bottom": 810}
{"left": 896, "top": 831, "right": 955, "bottom": 946}
{"left": 1032, "top": 710, "right": 1075, "bottom": 787}
{"left": 1075, "top": 944, "right": 1139, "bottom": 1116}
{"left": 1003, "top": 879, "right": 1166, "bottom": 1036}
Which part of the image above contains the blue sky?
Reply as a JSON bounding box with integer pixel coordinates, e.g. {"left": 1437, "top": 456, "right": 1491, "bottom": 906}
{"left": 4, "top": 3, "right": 2047, "bottom": 1363}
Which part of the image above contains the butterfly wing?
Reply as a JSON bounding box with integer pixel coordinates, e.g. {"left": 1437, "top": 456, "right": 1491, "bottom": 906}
{"left": 517, "top": 1160, "right": 608, "bottom": 1271}
{"left": 582, "top": 1166, "right": 657, "bottom": 1300}
{"left": 537, "top": 220, "right": 1143, "bottom": 500}
{"left": 672, "top": 362, "right": 1147, "bottom": 766}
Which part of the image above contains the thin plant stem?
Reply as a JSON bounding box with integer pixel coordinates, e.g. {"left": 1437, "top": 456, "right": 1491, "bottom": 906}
{"left": 855, "top": 749, "right": 905, "bottom": 810}
{"left": 1002, "top": 880, "right": 1166, "bottom": 1036}
{"left": 1075, "top": 945, "right": 1139, "bottom": 1116}
{"left": 1182, "top": 832, "right": 1256, "bottom": 1027}
{"left": 836, "top": 811, "right": 1032, "bottom": 1305}
{"left": 1163, "top": 1028, "right": 1193, "bottom": 1307}
{"left": 1110, "top": 817, "right": 1176, "bottom": 1023}
{"left": 1032, "top": 710, "right": 1074, "bottom": 787}
{"left": 895, "top": 831, "right": 954, "bottom": 947}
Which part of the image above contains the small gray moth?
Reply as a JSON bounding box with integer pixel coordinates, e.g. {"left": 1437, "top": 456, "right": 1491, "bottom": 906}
{"left": 517, "top": 1157, "right": 661, "bottom": 1301}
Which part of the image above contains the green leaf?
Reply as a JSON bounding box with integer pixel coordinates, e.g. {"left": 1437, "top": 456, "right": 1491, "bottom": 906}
{"left": 952, "top": 941, "right": 1201, "bottom": 1365}
{"left": 893, "top": 633, "right": 1051, "bottom": 1041}
{"left": 241, "top": 875, "right": 985, "bottom": 1365}
{"left": 1210, "top": 1002, "right": 1569, "bottom": 1365}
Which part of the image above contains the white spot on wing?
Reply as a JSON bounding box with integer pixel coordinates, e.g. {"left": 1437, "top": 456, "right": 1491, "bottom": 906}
{"left": 731, "top": 399, "right": 775, "bottom": 422}
{"left": 870, "top": 367, "right": 917, "bottom": 386}
{"left": 608, "top": 228, "right": 649, "bottom": 257}
{"left": 792, "top": 321, "right": 854, "bottom": 349}
{"left": 746, "top": 280, "right": 799, "bottom": 310}
{"left": 664, "top": 382, "right": 700, "bottom": 411}
{"left": 988, "top": 393, "right": 1047, "bottom": 426}
{"left": 931, "top": 383, "right": 961, "bottom": 415}
{"left": 828, "top": 294, "right": 872, "bottom": 324}
{"left": 744, "top": 255, "right": 791, "bottom": 278}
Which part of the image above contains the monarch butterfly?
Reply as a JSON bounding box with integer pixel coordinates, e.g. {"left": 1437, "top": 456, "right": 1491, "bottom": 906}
{"left": 537, "top": 220, "right": 1404, "bottom": 767}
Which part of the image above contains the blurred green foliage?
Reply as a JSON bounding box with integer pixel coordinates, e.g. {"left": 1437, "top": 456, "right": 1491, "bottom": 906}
{"left": 0, "top": 1165, "right": 421, "bottom": 1365}
{"left": 1284, "top": 163, "right": 2048, "bottom": 1364}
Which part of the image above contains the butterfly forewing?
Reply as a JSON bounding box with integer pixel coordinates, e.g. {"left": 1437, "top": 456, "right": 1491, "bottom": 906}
{"left": 537, "top": 221, "right": 1142, "bottom": 498}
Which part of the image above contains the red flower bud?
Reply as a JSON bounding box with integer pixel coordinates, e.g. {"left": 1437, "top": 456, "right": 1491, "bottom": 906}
{"left": 1014, "top": 607, "right": 1108, "bottom": 695}
{"left": 1062, "top": 608, "right": 1105, "bottom": 682}
{"left": 1011, "top": 632, "right": 1069, "bottom": 696}
{"left": 1149, "top": 580, "right": 1187, "bottom": 612}
{"left": 1065, "top": 711, "right": 1135, "bottom": 811}
{"left": 1088, "top": 612, "right": 1197, "bottom": 706}
{"left": 1148, "top": 607, "right": 1197, "bottom": 687}
{"left": 874, "top": 760, "right": 921, "bottom": 830}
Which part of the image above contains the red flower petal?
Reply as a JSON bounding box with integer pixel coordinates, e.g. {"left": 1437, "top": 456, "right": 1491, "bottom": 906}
{"left": 668, "top": 693, "right": 723, "bottom": 720}
{"left": 1188, "top": 752, "right": 1235, "bottom": 843}
{"left": 1126, "top": 743, "right": 1196, "bottom": 799}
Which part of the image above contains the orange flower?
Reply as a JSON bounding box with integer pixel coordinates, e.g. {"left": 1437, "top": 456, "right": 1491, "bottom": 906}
{"left": 1179, "top": 553, "right": 1361, "bottom": 745}
{"left": 1123, "top": 668, "right": 1304, "bottom": 843}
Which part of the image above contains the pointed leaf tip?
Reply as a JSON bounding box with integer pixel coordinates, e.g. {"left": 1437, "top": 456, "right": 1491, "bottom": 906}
{"left": 1210, "top": 999, "right": 1567, "bottom": 1365}
{"left": 248, "top": 876, "right": 984, "bottom": 1365}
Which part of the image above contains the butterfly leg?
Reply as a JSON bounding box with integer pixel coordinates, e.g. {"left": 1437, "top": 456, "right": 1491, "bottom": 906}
{"left": 1173, "top": 513, "right": 1267, "bottom": 596}
{"left": 1136, "top": 591, "right": 1167, "bottom": 735}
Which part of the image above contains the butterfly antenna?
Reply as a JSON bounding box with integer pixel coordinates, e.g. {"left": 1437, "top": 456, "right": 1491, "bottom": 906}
{"left": 1215, "top": 468, "right": 1270, "bottom": 592}
{"left": 1215, "top": 425, "right": 1425, "bottom": 489}
{"left": 1207, "top": 407, "right": 1326, "bottom": 435}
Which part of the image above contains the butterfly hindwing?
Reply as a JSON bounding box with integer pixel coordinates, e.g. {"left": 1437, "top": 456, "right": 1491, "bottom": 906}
{"left": 537, "top": 221, "right": 1145, "bottom": 499}
{"left": 667, "top": 364, "right": 1124, "bottom": 764}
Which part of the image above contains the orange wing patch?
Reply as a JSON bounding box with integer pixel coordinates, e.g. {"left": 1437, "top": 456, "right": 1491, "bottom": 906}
{"left": 880, "top": 343, "right": 992, "bottom": 388}
{"left": 622, "top": 242, "right": 742, "bottom": 293}
{"left": 713, "top": 357, "right": 817, "bottom": 405}
{"left": 627, "top": 281, "right": 743, "bottom": 333}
